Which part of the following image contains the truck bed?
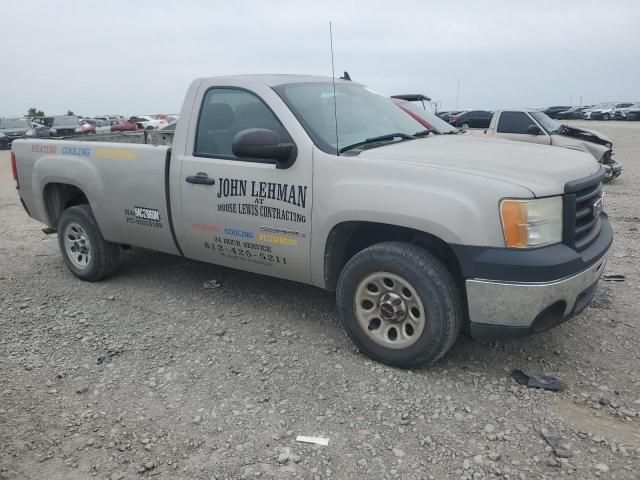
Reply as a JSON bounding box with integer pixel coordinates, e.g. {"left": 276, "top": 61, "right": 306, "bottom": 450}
{"left": 45, "top": 129, "right": 174, "bottom": 146}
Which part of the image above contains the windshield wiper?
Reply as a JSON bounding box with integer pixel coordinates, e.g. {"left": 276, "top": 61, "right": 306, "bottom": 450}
{"left": 339, "top": 132, "right": 415, "bottom": 153}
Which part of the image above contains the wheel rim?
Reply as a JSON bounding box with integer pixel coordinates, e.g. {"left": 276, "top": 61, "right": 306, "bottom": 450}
{"left": 354, "top": 272, "right": 426, "bottom": 349}
{"left": 63, "top": 222, "right": 92, "bottom": 269}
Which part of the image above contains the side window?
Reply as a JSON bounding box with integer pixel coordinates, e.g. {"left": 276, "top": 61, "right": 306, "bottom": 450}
{"left": 195, "top": 88, "right": 290, "bottom": 159}
{"left": 497, "top": 112, "right": 536, "bottom": 134}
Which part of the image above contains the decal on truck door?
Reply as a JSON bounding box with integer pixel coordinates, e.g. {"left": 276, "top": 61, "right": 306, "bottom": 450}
{"left": 215, "top": 178, "right": 308, "bottom": 223}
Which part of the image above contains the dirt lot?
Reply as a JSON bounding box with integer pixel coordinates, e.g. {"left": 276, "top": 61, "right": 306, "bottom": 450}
{"left": 1, "top": 121, "right": 639, "bottom": 480}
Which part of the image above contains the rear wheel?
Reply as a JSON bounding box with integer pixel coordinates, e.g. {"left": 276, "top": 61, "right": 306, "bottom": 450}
{"left": 602, "top": 113, "right": 610, "bottom": 121}
{"left": 57, "top": 204, "right": 119, "bottom": 281}
{"left": 336, "top": 242, "right": 462, "bottom": 368}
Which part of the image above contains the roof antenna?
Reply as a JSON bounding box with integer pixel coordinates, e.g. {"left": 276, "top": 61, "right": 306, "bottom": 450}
{"left": 340, "top": 71, "right": 351, "bottom": 81}
{"left": 330, "top": 21, "right": 339, "bottom": 156}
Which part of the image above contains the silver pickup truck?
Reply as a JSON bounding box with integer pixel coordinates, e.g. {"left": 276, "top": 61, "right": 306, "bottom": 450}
{"left": 11, "top": 75, "right": 612, "bottom": 368}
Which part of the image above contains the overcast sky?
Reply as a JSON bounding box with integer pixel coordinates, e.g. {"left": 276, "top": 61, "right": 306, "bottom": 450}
{"left": 2, "top": 0, "right": 639, "bottom": 117}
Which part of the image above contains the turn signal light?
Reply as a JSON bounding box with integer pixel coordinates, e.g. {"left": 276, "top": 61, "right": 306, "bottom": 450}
{"left": 500, "top": 200, "right": 528, "bottom": 247}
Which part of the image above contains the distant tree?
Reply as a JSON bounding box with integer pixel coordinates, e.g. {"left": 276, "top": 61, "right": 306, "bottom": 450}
{"left": 66, "top": 110, "right": 75, "bottom": 116}
{"left": 27, "top": 107, "right": 45, "bottom": 117}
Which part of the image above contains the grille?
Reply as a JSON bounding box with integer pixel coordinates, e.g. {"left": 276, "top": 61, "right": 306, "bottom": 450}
{"left": 563, "top": 169, "right": 605, "bottom": 251}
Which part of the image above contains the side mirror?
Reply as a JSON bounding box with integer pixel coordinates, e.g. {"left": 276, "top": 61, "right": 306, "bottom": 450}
{"left": 232, "top": 128, "right": 297, "bottom": 169}
{"left": 527, "top": 124, "right": 543, "bottom": 135}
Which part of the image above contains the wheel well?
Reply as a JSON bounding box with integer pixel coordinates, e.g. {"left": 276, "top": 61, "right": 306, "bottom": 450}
{"left": 324, "top": 221, "right": 464, "bottom": 292}
{"left": 43, "top": 183, "right": 89, "bottom": 227}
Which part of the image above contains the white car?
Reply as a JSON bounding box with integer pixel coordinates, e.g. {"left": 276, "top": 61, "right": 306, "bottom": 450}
{"left": 130, "top": 115, "right": 166, "bottom": 130}
{"left": 583, "top": 102, "right": 632, "bottom": 120}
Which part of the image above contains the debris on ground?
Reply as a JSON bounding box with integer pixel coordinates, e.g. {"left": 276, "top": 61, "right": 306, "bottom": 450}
{"left": 511, "top": 370, "right": 565, "bottom": 391}
{"left": 203, "top": 279, "right": 221, "bottom": 289}
{"left": 97, "top": 349, "right": 122, "bottom": 365}
{"left": 602, "top": 274, "right": 625, "bottom": 282}
{"left": 296, "top": 435, "right": 329, "bottom": 446}
{"left": 541, "top": 430, "right": 573, "bottom": 458}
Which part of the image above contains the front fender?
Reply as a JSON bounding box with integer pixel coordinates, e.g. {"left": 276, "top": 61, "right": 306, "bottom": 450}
{"left": 310, "top": 159, "right": 532, "bottom": 287}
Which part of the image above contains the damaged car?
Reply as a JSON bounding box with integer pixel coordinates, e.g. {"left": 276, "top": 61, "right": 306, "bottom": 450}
{"left": 481, "top": 109, "right": 622, "bottom": 180}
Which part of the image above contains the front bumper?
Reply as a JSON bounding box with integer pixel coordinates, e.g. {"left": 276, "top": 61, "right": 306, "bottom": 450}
{"left": 452, "top": 215, "right": 612, "bottom": 340}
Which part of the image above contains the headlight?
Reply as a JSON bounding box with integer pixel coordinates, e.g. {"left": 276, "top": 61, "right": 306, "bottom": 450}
{"left": 25, "top": 129, "right": 35, "bottom": 137}
{"left": 500, "top": 197, "right": 563, "bottom": 248}
{"left": 50, "top": 128, "right": 57, "bottom": 134}
{"left": 0, "top": 132, "right": 5, "bottom": 138}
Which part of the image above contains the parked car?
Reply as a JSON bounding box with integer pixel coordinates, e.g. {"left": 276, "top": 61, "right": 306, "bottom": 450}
{"left": 554, "top": 106, "right": 592, "bottom": 120}
{"left": 613, "top": 102, "right": 640, "bottom": 120}
{"left": 391, "top": 97, "right": 459, "bottom": 134}
{"left": 110, "top": 119, "right": 138, "bottom": 132}
{"left": 543, "top": 106, "right": 571, "bottom": 119}
{"left": 0, "top": 118, "right": 34, "bottom": 149}
{"left": 481, "top": 109, "right": 621, "bottom": 180}
{"left": 449, "top": 110, "right": 492, "bottom": 128}
{"left": 129, "top": 115, "right": 166, "bottom": 130}
{"left": 437, "top": 110, "right": 462, "bottom": 123}
{"left": 49, "top": 116, "right": 83, "bottom": 137}
{"left": 582, "top": 103, "right": 632, "bottom": 120}
{"left": 30, "top": 122, "right": 51, "bottom": 138}
{"left": 622, "top": 103, "right": 640, "bottom": 121}
{"left": 11, "top": 74, "right": 611, "bottom": 368}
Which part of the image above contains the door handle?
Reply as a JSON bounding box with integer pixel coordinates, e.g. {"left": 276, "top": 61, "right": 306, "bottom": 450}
{"left": 185, "top": 172, "right": 215, "bottom": 185}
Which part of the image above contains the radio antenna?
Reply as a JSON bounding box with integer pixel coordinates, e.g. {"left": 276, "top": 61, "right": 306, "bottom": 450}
{"left": 330, "top": 21, "right": 339, "bottom": 155}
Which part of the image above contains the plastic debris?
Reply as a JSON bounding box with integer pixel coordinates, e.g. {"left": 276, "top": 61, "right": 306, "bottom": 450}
{"left": 203, "top": 279, "right": 221, "bottom": 289}
{"left": 97, "top": 349, "right": 122, "bottom": 365}
{"left": 511, "top": 370, "right": 565, "bottom": 391}
{"left": 602, "top": 274, "right": 625, "bottom": 282}
{"left": 541, "top": 430, "right": 573, "bottom": 458}
{"left": 296, "top": 435, "right": 329, "bottom": 446}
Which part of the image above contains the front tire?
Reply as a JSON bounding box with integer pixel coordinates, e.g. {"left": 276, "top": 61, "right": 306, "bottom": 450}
{"left": 336, "top": 242, "right": 462, "bottom": 368}
{"left": 57, "top": 204, "right": 119, "bottom": 281}
{"left": 602, "top": 113, "right": 610, "bottom": 121}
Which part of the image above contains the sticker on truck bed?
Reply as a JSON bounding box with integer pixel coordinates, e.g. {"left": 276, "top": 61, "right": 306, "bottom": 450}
{"left": 124, "top": 207, "right": 162, "bottom": 228}
{"left": 95, "top": 148, "right": 138, "bottom": 160}
{"left": 31, "top": 145, "right": 57, "bottom": 154}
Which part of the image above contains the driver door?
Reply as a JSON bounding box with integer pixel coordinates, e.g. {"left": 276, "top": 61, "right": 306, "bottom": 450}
{"left": 176, "top": 86, "right": 313, "bottom": 283}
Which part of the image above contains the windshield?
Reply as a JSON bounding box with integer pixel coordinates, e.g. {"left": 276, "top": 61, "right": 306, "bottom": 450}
{"left": 530, "top": 111, "right": 561, "bottom": 134}
{"left": 274, "top": 82, "right": 425, "bottom": 154}
{"left": 0, "top": 118, "right": 30, "bottom": 129}
{"left": 53, "top": 116, "right": 80, "bottom": 127}
{"left": 396, "top": 101, "right": 458, "bottom": 134}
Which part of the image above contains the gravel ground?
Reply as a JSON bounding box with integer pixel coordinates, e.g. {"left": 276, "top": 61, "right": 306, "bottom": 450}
{"left": 1, "top": 121, "right": 639, "bottom": 480}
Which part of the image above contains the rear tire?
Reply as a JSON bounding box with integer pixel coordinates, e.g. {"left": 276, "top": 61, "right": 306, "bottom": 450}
{"left": 57, "top": 204, "right": 119, "bottom": 281}
{"left": 336, "top": 242, "right": 462, "bottom": 368}
{"left": 602, "top": 113, "right": 610, "bottom": 121}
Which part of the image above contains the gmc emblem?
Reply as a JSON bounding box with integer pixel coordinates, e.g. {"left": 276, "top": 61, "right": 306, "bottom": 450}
{"left": 593, "top": 195, "right": 604, "bottom": 218}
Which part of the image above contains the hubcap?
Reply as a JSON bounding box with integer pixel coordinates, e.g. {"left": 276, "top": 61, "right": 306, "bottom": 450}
{"left": 354, "top": 272, "right": 426, "bottom": 349}
{"left": 63, "top": 222, "right": 92, "bottom": 269}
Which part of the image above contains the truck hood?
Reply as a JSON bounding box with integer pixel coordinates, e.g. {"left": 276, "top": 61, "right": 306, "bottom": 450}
{"left": 556, "top": 125, "right": 611, "bottom": 146}
{"left": 357, "top": 135, "right": 600, "bottom": 197}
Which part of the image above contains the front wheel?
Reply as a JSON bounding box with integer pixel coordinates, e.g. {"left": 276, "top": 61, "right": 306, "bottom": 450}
{"left": 602, "top": 113, "right": 610, "bottom": 121}
{"left": 57, "top": 204, "right": 119, "bottom": 281}
{"left": 336, "top": 242, "right": 462, "bottom": 368}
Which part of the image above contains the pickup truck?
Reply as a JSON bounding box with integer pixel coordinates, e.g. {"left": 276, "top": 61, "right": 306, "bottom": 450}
{"left": 11, "top": 75, "right": 612, "bottom": 368}
{"left": 481, "top": 109, "right": 622, "bottom": 180}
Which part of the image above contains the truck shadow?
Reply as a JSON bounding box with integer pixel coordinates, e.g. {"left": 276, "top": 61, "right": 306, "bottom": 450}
{"left": 112, "top": 247, "right": 589, "bottom": 373}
